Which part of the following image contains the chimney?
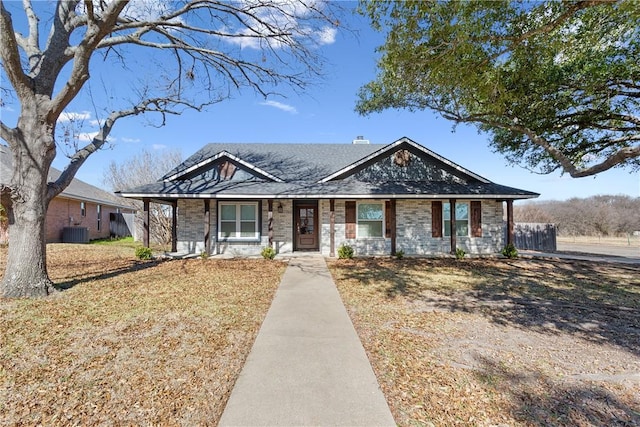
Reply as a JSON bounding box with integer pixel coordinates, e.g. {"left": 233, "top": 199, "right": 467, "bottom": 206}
{"left": 352, "top": 135, "right": 370, "bottom": 144}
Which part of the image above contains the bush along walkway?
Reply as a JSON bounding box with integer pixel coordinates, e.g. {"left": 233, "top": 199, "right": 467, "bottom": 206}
{"left": 218, "top": 254, "right": 395, "bottom": 427}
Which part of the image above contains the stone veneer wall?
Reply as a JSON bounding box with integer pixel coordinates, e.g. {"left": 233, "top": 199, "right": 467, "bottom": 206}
{"left": 321, "top": 199, "right": 391, "bottom": 257}
{"left": 176, "top": 199, "right": 206, "bottom": 254}
{"left": 178, "top": 198, "right": 504, "bottom": 257}
{"left": 395, "top": 199, "right": 504, "bottom": 255}
{"left": 267, "top": 200, "right": 293, "bottom": 254}
{"left": 176, "top": 199, "right": 295, "bottom": 255}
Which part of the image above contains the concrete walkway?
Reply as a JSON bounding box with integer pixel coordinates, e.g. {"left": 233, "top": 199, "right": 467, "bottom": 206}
{"left": 218, "top": 254, "right": 395, "bottom": 427}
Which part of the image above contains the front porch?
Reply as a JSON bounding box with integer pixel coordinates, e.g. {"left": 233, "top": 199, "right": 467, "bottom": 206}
{"left": 140, "top": 198, "right": 518, "bottom": 257}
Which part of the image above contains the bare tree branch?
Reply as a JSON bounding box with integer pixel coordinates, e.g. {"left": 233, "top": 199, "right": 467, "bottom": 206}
{"left": 47, "top": 0, "right": 129, "bottom": 121}
{"left": 48, "top": 96, "right": 208, "bottom": 201}
{"left": 0, "top": 120, "right": 16, "bottom": 144}
{"left": 0, "top": 2, "right": 32, "bottom": 95}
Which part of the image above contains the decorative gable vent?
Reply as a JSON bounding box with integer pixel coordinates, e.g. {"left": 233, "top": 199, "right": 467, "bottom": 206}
{"left": 218, "top": 161, "right": 236, "bottom": 180}
{"left": 394, "top": 150, "right": 411, "bottom": 167}
{"left": 352, "top": 135, "right": 370, "bottom": 144}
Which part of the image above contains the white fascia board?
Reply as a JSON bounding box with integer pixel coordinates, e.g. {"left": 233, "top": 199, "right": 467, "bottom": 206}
{"left": 318, "top": 137, "right": 491, "bottom": 184}
{"left": 118, "top": 192, "right": 538, "bottom": 200}
{"left": 164, "top": 151, "right": 284, "bottom": 183}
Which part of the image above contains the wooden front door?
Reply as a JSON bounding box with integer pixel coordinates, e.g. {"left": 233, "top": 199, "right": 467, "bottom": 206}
{"left": 295, "top": 202, "right": 318, "bottom": 250}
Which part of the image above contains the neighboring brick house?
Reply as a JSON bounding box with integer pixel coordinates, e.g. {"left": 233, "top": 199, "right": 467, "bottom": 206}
{"left": 118, "top": 137, "right": 539, "bottom": 257}
{"left": 0, "top": 145, "right": 135, "bottom": 243}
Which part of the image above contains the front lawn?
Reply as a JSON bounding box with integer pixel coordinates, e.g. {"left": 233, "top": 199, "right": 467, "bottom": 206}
{"left": 329, "top": 257, "right": 640, "bottom": 427}
{"left": 0, "top": 243, "right": 286, "bottom": 425}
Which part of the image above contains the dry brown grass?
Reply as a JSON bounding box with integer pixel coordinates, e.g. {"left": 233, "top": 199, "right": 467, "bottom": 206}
{"left": 558, "top": 235, "right": 640, "bottom": 247}
{"left": 0, "top": 243, "right": 286, "bottom": 426}
{"left": 329, "top": 257, "right": 640, "bottom": 427}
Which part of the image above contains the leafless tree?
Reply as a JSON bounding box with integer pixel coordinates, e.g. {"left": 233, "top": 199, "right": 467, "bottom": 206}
{"left": 515, "top": 195, "right": 640, "bottom": 237}
{"left": 103, "top": 148, "right": 182, "bottom": 248}
{"left": 0, "top": 0, "right": 341, "bottom": 297}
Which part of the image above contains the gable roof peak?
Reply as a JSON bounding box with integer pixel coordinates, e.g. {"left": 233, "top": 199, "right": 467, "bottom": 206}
{"left": 318, "top": 137, "right": 491, "bottom": 184}
{"left": 164, "top": 149, "right": 285, "bottom": 183}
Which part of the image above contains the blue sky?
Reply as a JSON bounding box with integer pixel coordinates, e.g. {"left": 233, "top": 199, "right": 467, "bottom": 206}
{"left": 1, "top": 2, "right": 638, "bottom": 202}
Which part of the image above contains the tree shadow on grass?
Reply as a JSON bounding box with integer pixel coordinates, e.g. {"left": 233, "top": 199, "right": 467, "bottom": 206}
{"left": 474, "top": 355, "right": 640, "bottom": 426}
{"left": 332, "top": 258, "right": 640, "bottom": 357}
{"left": 54, "top": 259, "right": 164, "bottom": 291}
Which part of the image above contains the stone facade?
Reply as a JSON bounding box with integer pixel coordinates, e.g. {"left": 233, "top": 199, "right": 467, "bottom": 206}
{"left": 176, "top": 198, "right": 505, "bottom": 257}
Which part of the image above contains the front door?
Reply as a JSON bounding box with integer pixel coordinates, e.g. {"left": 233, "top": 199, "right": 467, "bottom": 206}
{"left": 295, "top": 202, "right": 319, "bottom": 251}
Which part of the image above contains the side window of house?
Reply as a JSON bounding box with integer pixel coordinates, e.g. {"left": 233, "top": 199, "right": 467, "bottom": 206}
{"left": 357, "top": 202, "right": 384, "bottom": 238}
{"left": 218, "top": 202, "right": 259, "bottom": 240}
{"left": 443, "top": 202, "right": 469, "bottom": 237}
{"left": 97, "top": 204, "right": 102, "bottom": 231}
{"left": 81, "top": 202, "right": 86, "bottom": 217}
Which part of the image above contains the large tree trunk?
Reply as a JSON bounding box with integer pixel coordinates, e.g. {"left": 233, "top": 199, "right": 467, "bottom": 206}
{"left": 1, "top": 109, "right": 57, "bottom": 298}
{"left": 2, "top": 198, "right": 56, "bottom": 297}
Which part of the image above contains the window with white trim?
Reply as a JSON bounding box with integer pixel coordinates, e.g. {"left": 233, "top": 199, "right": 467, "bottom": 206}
{"left": 357, "top": 202, "right": 384, "bottom": 238}
{"left": 218, "top": 202, "right": 259, "bottom": 240}
{"left": 97, "top": 204, "right": 102, "bottom": 231}
{"left": 80, "top": 202, "right": 86, "bottom": 217}
{"left": 444, "top": 202, "right": 469, "bottom": 237}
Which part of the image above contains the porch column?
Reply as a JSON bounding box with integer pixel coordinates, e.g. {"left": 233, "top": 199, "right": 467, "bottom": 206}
{"left": 449, "top": 198, "right": 457, "bottom": 255}
{"left": 329, "top": 199, "right": 335, "bottom": 257}
{"left": 506, "top": 199, "right": 514, "bottom": 246}
{"left": 204, "top": 199, "right": 211, "bottom": 254}
{"left": 143, "top": 198, "right": 150, "bottom": 248}
{"left": 171, "top": 200, "right": 177, "bottom": 252}
{"left": 268, "top": 199, "right": 274, "bottom": 248}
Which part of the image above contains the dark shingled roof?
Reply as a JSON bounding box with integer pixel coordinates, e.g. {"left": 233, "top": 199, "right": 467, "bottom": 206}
{"left": 1, "top": 145, "right": 135, "bottom": 209}
{"left": 119, "top": 138, "right": 539, "bottom": 200}
{"left": 162, "top": 142, "right": 383, "bottom": 182}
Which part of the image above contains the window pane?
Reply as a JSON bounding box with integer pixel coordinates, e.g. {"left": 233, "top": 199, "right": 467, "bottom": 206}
{"left": 220, "top": 221, "right": 236, "bottom": 238}
{"left": 456, "top": 221, "right": 468, "bottom": 236}
{"left": 444, "top": 221, "right": 469, "bottom": 236}
{"left": 358, "top": 221, "right": 383, "bottom": 238}
{"left": 456, "top": 204, "right": 468, "bottom": 220}
{"left": 221, "top": 205, "right": 236, "bottom": 221}
{"left": 240, "top": 221, "right": 256, "bottom": 237}
{"left": 241, "top": 204, "right": 256, "bottom": 221}
{"left": 443, "top": 203, "right": 451, "bottom": 219}
{"left": 444, "top": 219, "right": 451, "bottom": 236}
{"left": 358, "top": 203, "right": 383, "bottom": 220}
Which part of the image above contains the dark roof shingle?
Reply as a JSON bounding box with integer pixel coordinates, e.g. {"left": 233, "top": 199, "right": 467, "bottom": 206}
{"left": 119, "top": 138, "right": 538, "bottom": 200}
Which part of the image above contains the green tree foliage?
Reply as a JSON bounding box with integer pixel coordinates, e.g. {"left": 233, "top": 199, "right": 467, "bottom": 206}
{"left": 357, "top": 0, "right": 640, "bottom": 178}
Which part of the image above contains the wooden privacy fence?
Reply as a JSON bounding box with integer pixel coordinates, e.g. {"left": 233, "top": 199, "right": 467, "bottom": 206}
{"left": 504, "top": 222, "right": 557, "bottom": 252}
{"left": 109, "top": 212, "right": 135, "bottom": 239}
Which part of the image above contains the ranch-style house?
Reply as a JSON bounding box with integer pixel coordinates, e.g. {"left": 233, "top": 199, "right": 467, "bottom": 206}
{"left": 118, "top": 137, "right": 539, "bottom": 257}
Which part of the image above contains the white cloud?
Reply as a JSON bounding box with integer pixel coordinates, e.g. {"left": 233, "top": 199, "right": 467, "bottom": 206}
{"left": 77, "top": 132, "right": 115, "bottom": 143}
{"left": 122, "top": 137, "right": 142, "bottom": 143}
{"left": 225, "top": 1, "right": 335, "bottom": 50}
{"left": 152, "top": 143, "right": 168, "bottom": 150}
{"left": 260, "top": 100, "right": 298, "bottom": 114}
{"left": 59, "top": 111, "right": 91, "bottom": 122}
{"left": 77, "top": 132, "right": 98, "bottom": 142}
{"left": 316, "top": 26, "right": 337, "bottom": 45}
